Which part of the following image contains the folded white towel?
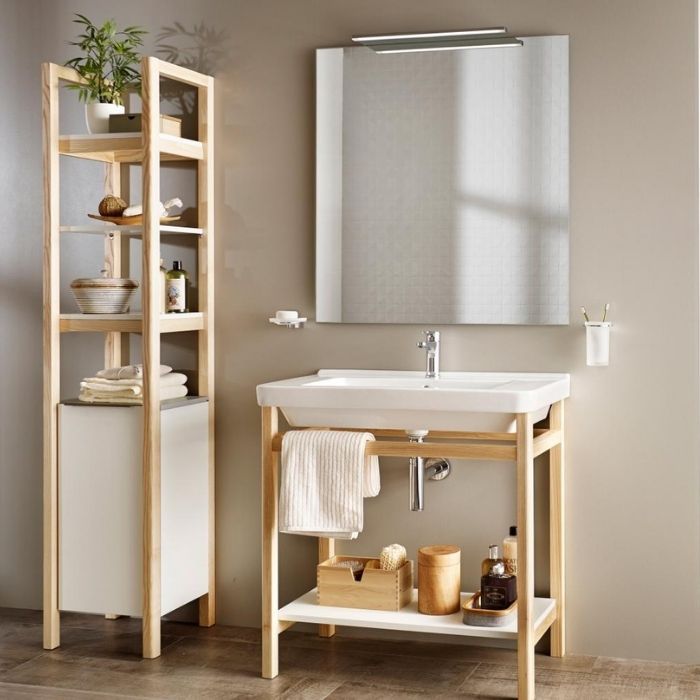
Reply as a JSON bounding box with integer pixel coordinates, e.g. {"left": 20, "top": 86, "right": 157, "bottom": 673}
{"left": 279, "top": 430, "right": 380, "bottom": 540}
{"left": 78, "top": 384, "right": 188, "bottom": 404}
{"left": 81, "top": 372, "right": 187, "bottom": 393}
{"left": 96, "top": 364, "right": 172, "bottom": 380}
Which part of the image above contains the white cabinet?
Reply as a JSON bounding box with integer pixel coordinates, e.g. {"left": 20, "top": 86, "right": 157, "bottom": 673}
{"left": 58, "top": 399, "right": 209, "bottom": 617}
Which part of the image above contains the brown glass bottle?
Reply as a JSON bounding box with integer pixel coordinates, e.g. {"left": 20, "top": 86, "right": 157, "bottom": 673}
{"left": 480, "top": 544, "right": 517, "bottom": 610}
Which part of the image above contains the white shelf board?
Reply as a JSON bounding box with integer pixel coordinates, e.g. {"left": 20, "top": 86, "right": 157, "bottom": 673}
{"left": 279, "top": 589, "right": 555, "bottom": 640}
{"left": 60, "top": 225, "right": 203, "bottom": 236}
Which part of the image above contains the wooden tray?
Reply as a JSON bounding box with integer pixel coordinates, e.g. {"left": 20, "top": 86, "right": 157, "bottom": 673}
{"left": 462, "top": 590, "right": 517, "bottom": 627}
{"left": 88, "top": 214, "right": 181, "bottom": 225}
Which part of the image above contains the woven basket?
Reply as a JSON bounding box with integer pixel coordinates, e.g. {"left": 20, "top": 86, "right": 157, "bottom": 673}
{"left": 70, "top": 276, "right": 139, "bottom": 314}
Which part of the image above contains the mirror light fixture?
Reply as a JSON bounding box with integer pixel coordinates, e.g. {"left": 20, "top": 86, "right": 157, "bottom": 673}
{"left": 352, "top": 27, "right": 523, "bottom": 54}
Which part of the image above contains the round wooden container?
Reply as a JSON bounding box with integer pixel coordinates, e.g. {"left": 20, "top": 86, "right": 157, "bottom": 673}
{"left": 417, "top": 545, "right": 461, "bottom": 615}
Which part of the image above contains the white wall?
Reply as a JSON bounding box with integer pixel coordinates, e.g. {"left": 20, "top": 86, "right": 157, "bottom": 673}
{"left": 0, "top": 0, "right": 698, "bottom": 664}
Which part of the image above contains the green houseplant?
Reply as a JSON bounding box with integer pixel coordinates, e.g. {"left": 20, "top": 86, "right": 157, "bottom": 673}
{"left": 65, "top": 14, "right": 147, "bottom": 134}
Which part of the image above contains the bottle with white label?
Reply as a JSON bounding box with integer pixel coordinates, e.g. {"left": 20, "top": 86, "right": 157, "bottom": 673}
{"left": 166, "top": 260, "right": 188, "bottom": 313}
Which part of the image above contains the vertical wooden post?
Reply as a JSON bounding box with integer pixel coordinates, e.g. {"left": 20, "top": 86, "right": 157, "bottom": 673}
{"left": 262, "top": 406, "right": 279, "bottom": 679}
{"left": 141, "top": 57, "right": 162, "bottom": 660}
{"left": 42, "top": 61, "right": 60, "bottom": 651}
{"left": 549, "top": 400, "right": 566, "bottom": 657}
{"left": 516, "top": 412, "right": 535, "bottom": 700}
{"left": 197, "top": 75, "right": 216, "bottom": 628}
{"left": 318, "top": 538, "right": 336, "bottom": 638}
{"left": 103, "top": 162, "right": 122, "bottom": 370}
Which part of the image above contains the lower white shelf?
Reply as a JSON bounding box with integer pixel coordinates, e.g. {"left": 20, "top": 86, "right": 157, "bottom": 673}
{"left": 279, "top": 588, "right": 555, "bottom": 640}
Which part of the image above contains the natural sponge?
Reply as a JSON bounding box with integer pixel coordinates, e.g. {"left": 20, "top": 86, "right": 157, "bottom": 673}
{"left": 380, "top": 543, "right": 407, "bottom": 571}
{"left": 98, "top": 194, "right": 127, "bottom": 217}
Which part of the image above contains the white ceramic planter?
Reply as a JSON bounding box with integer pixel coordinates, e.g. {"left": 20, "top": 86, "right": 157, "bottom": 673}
{"left": 85, "top": 102, "right": 125, "bottom": 134}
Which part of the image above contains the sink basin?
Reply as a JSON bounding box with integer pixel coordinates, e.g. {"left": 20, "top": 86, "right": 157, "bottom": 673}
{"left": 256, "top": 370, "right": 570, "bottom": 432}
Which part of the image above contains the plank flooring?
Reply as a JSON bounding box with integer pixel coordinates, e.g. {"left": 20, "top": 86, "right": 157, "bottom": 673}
{"left": 0, "top": 607, "right": 698, "bottom": 699}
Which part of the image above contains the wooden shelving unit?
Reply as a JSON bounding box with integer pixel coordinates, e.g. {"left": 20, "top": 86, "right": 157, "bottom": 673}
{"left": 42, "top": 58, "right": 216, "bottom": 659}
{"left": 261, "top": 405, "right": 566, "bottom": 700}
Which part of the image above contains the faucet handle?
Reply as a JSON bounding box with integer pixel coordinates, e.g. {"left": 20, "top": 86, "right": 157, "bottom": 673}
{"left": 422, "top": 329, "right": 440, "bottom": 342}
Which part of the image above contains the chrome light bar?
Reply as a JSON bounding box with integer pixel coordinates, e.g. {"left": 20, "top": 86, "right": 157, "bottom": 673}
{"left": 352, "top": 28, "right": 523, "bottom": 53}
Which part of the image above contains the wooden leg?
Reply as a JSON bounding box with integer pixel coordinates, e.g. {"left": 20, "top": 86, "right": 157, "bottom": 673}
{"left": 141, "top": 57, "right": 162, "bottom": 661}
{"left": 318, "top": 538, "right": 336, "bottom": 638}
{"left": 197, "top": 76, "right": 216, "bottom": 630}
{"left": 42, "top": 62, "right": 60, "bottom": 652}
{"left": 549, "top": 401, "right": 566, "bottom": 657}
{"left": 262, "top": 407, "right": 279, "bottom": 679}
{"left": 516, "top": 412, "right": 535, "bottom": 700}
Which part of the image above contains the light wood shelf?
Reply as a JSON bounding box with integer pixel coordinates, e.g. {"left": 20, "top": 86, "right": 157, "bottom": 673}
{"left": 59, "top": 312, "right": 204, "bottom": 334}
{"left": 43, "top": 59, "right": 216, "bottom": 661}
{"left": 58, "top": 132, "right": 204, "bottom": 162}
{"left": 60, "top": 224, "right": 204, "bottom": 236}
{"left": 279, "top": 589, "right": 556, "bottom": 642}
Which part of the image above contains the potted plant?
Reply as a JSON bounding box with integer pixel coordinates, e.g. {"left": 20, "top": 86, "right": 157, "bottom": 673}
{"left": 65, "top": 14, "right": 147, "bottom": 134}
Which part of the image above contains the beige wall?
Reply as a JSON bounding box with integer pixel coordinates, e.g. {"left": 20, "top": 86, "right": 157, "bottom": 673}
{"left": 2, "top": 0, "right": 698, "bottom": 663}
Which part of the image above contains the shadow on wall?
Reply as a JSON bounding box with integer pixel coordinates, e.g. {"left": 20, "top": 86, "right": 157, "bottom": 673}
{"left": 156, "top": 21, "right": 230, "bottom": 122}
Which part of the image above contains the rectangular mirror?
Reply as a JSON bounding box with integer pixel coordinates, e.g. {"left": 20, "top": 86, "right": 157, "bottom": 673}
{"left": 316, "top": 36, "right": 569, "bottom": 324}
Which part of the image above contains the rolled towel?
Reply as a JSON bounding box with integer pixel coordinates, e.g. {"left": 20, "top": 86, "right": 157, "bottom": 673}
{"left": 96, "top": 364, "right": 172, "bottom": 380}
{"left": 82, "top": 372, "right": 187, "bottom": 391}
{"left": 79, "top": 384, "right": 188, "bottom": 404}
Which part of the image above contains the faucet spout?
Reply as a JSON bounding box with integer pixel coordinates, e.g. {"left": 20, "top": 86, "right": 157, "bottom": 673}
{"left": 417, "top": 330, "right": 441, "bottom": 379}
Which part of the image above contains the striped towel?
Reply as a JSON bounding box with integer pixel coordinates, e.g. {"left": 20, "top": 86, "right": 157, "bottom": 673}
{"left": 280, "top": 430, "right": 380, "bottom": 539}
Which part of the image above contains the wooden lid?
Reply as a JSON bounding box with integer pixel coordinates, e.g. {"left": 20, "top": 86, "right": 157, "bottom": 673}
{"left": 418, "top": 544, "right": 461, "bottom": 567}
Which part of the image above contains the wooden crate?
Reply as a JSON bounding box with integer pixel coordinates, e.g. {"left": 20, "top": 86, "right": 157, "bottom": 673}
{"left": 317, "top": 555, "right": 413, "bottom": 611}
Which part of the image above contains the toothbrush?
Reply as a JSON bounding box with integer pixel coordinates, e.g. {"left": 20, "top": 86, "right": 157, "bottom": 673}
{"left": 602, "top": 303, "right": 610, "bottom": 323}
{"left": 581, "top": 306, "right": 590, "bottom": 323}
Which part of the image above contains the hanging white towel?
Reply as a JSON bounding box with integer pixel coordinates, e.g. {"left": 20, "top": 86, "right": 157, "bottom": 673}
{"left": 280, "top": 430, "right": 380, "bottom": 540}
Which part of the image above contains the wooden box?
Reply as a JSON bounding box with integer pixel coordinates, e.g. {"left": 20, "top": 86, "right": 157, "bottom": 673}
{"left": 317, "top": 556, "right": 413, "bottom": 611}
{"left": 109, "top": 113, "right": 182, "bottom": 137}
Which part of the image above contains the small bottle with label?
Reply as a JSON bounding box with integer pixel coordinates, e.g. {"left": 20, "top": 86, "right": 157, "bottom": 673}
{"left": 166, "top": 260, "right": 188, "bottom": 313}
{"left": 480, "top": 544, "right": 517, "bottom": 610}
{"left": 503, "top": 526, "right": 517, "bottom": 576}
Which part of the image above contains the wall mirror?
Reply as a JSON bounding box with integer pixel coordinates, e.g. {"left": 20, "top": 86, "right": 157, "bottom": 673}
{"left": 316, "top": 36, "right": 569, "bottom": 324}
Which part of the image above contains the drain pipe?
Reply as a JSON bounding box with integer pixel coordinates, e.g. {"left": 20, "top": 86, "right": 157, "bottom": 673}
{"left": 407, "top": 430, "right": 451, "bottom": 511}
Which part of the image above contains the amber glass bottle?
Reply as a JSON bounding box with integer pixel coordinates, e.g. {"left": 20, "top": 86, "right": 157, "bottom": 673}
{"left": 480, "top": 544, "right": 517, "bottom": 610}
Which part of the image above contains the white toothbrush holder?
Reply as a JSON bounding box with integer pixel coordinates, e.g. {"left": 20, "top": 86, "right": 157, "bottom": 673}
{"left": 585, "top": 322, "right": 611, "bottom": 366}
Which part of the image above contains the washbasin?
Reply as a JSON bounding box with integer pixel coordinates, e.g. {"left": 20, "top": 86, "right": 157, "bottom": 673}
{"left": 256, "top": 370, "right": 570, "bottom": 432}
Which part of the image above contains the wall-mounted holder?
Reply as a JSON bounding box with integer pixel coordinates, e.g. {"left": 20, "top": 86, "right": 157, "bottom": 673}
{"left": 269, "top": 310, "right": 307, "bottom": 329}
{"left": 585, "top": 321, "right": 611, "bottom": 366}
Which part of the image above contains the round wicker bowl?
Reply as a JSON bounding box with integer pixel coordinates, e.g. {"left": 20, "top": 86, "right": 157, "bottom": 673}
{"left": 70, "top": 276, "right": 139, "bottom": 314}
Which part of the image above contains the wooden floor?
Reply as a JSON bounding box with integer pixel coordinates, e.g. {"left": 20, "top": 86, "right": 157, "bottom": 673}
{"left": 1, "top": 608, "right": 698, "bottom": 699}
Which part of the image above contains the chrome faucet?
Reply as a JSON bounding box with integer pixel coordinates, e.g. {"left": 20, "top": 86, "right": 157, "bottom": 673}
{"left": 417, "top": 330, "right": 440, "bottom": 379}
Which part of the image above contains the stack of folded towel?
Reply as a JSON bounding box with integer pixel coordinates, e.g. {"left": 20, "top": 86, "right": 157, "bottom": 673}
{"left": 79, "top": 364, "right": 188, "bottom": 404}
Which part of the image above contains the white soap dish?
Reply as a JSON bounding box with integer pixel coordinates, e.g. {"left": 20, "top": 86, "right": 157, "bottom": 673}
{"left": 269, "top": 316, "right": 307, "bottom": 329}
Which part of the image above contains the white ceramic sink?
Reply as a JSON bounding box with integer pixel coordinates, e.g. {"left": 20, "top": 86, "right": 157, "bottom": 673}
{"left": 256, "top": 370, "right": 570, "bottom": 432}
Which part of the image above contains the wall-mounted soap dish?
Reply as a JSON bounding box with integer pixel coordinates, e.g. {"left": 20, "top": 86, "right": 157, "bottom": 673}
{"left": 269, "top": 310, "right": 306, "bottom": 329}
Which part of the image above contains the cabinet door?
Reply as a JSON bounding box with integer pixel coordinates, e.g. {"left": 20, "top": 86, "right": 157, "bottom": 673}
{"left": 59, "top": 405, "right": 142, "bottom": 617}
{"left": 161, "top": 401, "right": 209, "bottom": 614}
